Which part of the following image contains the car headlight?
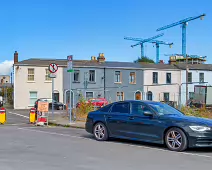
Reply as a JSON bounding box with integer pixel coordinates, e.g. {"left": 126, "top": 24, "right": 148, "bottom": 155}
{"left": 189, "top": 126, "right": 211, "bottom": 132}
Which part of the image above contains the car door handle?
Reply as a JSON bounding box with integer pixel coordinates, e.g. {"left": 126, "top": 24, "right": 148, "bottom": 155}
{"left": 107, "top": 116, "right": 112, "bottom": 119}
{"left": 129, "top": 117, "right": 134, "bottom": 120}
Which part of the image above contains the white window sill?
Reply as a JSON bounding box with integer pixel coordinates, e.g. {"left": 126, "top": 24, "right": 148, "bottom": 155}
{"left": 27, "top": 81, "right": 35, "bottom": 83}
{"left": 44, "top": 81, "right": 52, "bottom": 83}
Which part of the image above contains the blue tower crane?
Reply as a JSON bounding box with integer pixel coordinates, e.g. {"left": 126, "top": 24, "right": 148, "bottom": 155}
{"left": 125, "top": 37, "right": 173, "bottom": 63}
{"left": 156, "top": 14, "right": 206, "bottom": 105}
{"left": 156, "top": 14, "right": 206, "bottom": 59}
{"left": 124, "top": 33, "right": 164, "bottom": 58}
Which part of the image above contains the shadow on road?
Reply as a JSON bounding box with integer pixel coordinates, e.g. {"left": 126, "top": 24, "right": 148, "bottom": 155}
{"left": 80, "top": 134, "right": 212, "bottom": 153}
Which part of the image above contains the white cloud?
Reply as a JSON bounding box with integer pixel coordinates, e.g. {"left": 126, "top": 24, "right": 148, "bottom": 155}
{"left": 0, "top": 60, "right": 14, "bottom": 75}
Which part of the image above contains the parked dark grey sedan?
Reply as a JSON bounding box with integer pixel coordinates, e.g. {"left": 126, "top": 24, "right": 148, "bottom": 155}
{"left": 85, "top": 100, "right": 212, "bottom": 152}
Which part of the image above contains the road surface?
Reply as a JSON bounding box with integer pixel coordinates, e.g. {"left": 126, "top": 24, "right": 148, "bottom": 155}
{"left": 0, "top": 109, "right": 211, "bottom": 170}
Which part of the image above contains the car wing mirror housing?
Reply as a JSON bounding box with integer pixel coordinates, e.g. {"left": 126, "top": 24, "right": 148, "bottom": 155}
{"left": 143, "top": 110, "right": 153, "bottom": 116}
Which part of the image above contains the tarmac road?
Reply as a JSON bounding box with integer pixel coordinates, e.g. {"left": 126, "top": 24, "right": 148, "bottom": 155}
{"left": 0, "top": 109, "right": 212, "bottom": 170}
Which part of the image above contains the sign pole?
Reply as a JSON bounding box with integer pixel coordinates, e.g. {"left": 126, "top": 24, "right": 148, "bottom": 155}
{"left": 67, "top": 55, "right": 74, "bottom": 124}
{"left": 69, "top": 69, "right": 72, "bottom": 123}
{"left": 52, "top": 77, "right": 54, "bottom": 120}
{"left": 48, "top": 63, "right": 59, "bottom": 121}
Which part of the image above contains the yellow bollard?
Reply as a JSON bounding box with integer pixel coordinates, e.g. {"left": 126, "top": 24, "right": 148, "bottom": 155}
{"left": 29, "top": 108, "right": 36, "bottom": 123}
{"left": 0, "top": 108, "right": 6, "bottom": 124}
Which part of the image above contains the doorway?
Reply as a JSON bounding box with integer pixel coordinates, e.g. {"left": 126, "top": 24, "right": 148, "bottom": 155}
{"left": 53, "top": 90, "right": 59, "bottom": 102}
{"left": 147, "top": 91, "right": 153, "bottom": 101}
{"left": 135, "top": 91, "right": 142, "bottom": 100}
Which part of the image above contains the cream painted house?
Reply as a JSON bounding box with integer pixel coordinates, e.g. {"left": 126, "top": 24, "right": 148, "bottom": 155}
{"left": 141, "top": 64, "right": 181, "bottom": 105}
{"left": 14, "top": 58, "right": 64, "bottom": 109}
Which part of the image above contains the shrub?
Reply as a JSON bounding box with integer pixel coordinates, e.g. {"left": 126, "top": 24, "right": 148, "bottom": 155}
{"left": 76, "top": 95, "right": 94, "bottom": 119}
{"left": 181, "top": 106, "right": 212, "bottom": 119}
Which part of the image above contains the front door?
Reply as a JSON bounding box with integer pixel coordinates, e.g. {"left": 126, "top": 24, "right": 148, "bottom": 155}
{"left": 128, "top": 102, "right": 162, "bottom": 142}
{"left": 135, "top": 91, "right": 142, "bottom": 100}
{"left": 53, "top": 92, "right": 59, "bottom": 102}
{"left": 105, "top": 102, "right": 131, "bottom": 137}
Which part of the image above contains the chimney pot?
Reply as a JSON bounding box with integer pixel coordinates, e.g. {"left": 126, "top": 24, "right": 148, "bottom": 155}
{"left": 14, "top": 51, "right": 18, "bottom": 64}
{"left": 91, "top": 56, "right": 96, "bottom": 60}
{"left": 97, "top": 53, "right": 105, "bottom": 62}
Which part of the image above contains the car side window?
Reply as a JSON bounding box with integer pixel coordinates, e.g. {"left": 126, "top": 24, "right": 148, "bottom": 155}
{"left": 99, "top": 104, "right": 112, "bottom": 112}
{"left": 111, "top": 102, "right": 130, "bottom": 114}
{"left": 131, "top": 103, "right": 152, "bottom": 116}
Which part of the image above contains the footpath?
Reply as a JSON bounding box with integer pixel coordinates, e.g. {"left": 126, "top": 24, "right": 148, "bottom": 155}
{"left": 48, "top": 112, "right": 86, "bottom": 129}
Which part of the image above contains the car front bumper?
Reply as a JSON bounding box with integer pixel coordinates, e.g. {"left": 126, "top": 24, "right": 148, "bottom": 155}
{"left": 188, "top": 131, "right": 212, "bottom": 148}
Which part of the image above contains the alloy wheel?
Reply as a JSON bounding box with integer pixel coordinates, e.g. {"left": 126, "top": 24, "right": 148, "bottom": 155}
{"left": 94, "top": 124, "right": 105, "bottom": 140}
{"left": 167, "top": 130, "right": 182, "bottom": 150}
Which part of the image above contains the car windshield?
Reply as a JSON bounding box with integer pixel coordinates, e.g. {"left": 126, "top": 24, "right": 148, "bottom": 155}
{"left": 148, "top": 102, "right": 184, "bottom": 116}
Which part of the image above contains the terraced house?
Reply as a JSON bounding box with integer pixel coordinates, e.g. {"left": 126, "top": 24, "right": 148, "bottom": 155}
{"left": 13, "top": 52, "right": 144, "bottom": 109}
{"left": 13, "top": 51, "right": 212, "bottom": 109}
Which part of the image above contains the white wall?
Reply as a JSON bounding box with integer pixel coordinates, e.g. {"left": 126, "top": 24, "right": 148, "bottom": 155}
{"left": 14, "top": 65, "right": 63, "bottom": 109}
{"left": 143, "top": 69, "right": 181, "bottom": 103}
{"left": 180, "top": 70, "right": 212, "bottom": 105}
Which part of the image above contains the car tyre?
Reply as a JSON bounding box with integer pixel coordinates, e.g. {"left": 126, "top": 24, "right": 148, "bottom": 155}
{"left": 93, "top": 122, "right": 108, "bottom": 141}
{"left": 165, "top": 127, "right": 188, "bottom": 152}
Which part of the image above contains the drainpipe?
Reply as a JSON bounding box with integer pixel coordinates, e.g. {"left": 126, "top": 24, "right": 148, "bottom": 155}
{"left": 104, "top": 68, "right": 106, "bottom": 98}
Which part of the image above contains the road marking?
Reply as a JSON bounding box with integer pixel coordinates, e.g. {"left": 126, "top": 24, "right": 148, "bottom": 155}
{"left": 6, "top": 123, "right": 28, "bottom": 126}
{"left": 8, "top": 112, "right": 29, "bottom": 119}
{"left": 18, "top": 127, "right": 212, "bottom": 159}
{"left": 18, "top": 127, "right": 91, "bottom": 140}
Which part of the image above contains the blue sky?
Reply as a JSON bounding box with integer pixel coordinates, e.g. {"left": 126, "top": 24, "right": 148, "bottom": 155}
{"left": 0, "top": 0, "right": 211, "bottom": 69}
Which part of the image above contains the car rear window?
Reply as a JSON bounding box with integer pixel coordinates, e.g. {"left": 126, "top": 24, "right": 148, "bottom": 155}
{"left": 98, "top": 104, "right": 112, "bottom": 112}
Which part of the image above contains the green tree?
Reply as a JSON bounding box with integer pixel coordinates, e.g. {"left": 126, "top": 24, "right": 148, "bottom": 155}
{"left": 134, "top": 56, "right": 155, "bottom": 63}
{"left": 0, "top": 87, "right": 13, "bottom": 105}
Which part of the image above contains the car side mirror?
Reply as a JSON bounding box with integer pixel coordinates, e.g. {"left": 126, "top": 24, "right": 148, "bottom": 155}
{"left": 143, "top": 110, "right": 153, "bottom": 116}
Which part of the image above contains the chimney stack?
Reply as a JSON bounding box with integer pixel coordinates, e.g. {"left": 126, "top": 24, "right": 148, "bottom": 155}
{"left": 91, "top": 56, "right": 96, "bottom": 61}
{"left": 97, "top": 53, "right": 105, "bottom": 62}
{"left": 159, "top": 60, "right": 165, "bottom": 64}
{"left": 14, "top": 51, "right": 18, "bottom": 64}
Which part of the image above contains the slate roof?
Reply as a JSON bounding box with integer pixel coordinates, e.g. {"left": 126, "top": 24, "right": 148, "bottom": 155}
{"left": 174, "top": 63, "right": 212, "bottom": 71}
{"left": 14, "top": 58, "right": 212, "bottom": 70}
{"left": 14, "top": 58, "right": 178, "bottom": 69}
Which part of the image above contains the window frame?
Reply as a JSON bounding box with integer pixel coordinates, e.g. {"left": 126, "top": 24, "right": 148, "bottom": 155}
{"left": 199, "top": 73, "right": 204, "bottom": 83}
{"left": 74, "top": 70, "right": 80, "bottom": 82}
{"left": 188, "top": 72, "right": 192, "bottom": 83}
{"left": 29, "top": 91, "right": 37, "bottom": 106}
{"left": 152, "top": 72, "right": 158, "bottom": 84}
{"left": 166, "top": 73, "right": 171, "bottom": 84}
{"left": 116, "top": 92, "right": 124, "bottom": 101}
{"left": 45, "top": 69, "right": 51, "bottom": 81}
{"left": 85, "top": 91, "right": 94, "bottom": 100}
{"left": 163, "top": 92, "right": 170, "bottom": 101}
{"left": 129, "top": 72, "right": 136, "bottom": 84}
{"left": 89, "top": 70, "right": 96, "bottom": 82}
{"left": 114, "top": 71, "right": 122, "bottom": 83}
{"left": 28, "top": 68, "right": 35, "bottom": 81}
